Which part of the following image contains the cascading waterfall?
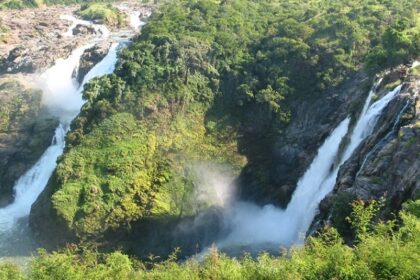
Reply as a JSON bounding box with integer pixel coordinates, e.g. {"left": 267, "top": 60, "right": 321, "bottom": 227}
{"left": 0, "top": 43, "right": 120, "bottom": 232}
{"left": 0, "top": 16, "right": 122, "bottom": 260}
{"left": 216, "top": 80, "right": 404, "bottom": 251}
{"left": 0, "top": 125, "right": 66, "bottom": 231}
{"left": 129, "top": 12, "right": 146, "bottom": 31}
{"left": 60, "top": 14, "right": 110, "bottom": 38}
{"left": 40, "top": 43, "right": 94, "bottom": 120}
{"left": 357, "top": 97, "right": 410, "bottom": 177}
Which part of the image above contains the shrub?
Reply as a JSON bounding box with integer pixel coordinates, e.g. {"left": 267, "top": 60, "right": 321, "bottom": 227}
{"left": 18, "top": 199, "right": 420, "bottom": 279}
{"left": 78, "top": 3, "right": 125, "bottom": 27}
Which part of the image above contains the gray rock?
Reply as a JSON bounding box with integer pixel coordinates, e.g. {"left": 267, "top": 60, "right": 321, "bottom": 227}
{"left": 238, "top": 70, "right": 371, "bottom": 207}
{"left": 72, "top": 24, "right": 97, "bottom": 36}
{"left": 312, "top": 66, "right": 419, "bottom": 237}
{"left": 75, "top": 41, "right": 112, "bottom": 83}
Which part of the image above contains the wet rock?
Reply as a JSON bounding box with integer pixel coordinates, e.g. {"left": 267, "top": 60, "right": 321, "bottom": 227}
{"left": 72, "top": 24, "right": 97, "bottom": 36}
{"left": 0, "top": 46, "right": 35, "bottom": 73}
{"left": 238, "top": 70, "right": 371, "bottom": 207}
{"left": 0, "top": 6, "right": 100, "bottom": 74}
{"left": 312, "top": 66, "right": 420, "bottom": 237}
{"left": 75, "top": 41, "right": 112, "bottom": 83}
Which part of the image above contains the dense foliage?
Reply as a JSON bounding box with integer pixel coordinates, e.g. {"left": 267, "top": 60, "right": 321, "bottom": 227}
{"left": 0, "top": 0, "right": 42, "bottom": 10}
{"left": 77, "top": 2, "right": 125, "bottom": 27}
{"left": 0, "top": 79, "right": 42, "bottom": 132}
{"left": 34, "top": 0, "right": 420, "bottom": 244}
{"left": 3, "top": 199, "right": 420, "bottom": 280}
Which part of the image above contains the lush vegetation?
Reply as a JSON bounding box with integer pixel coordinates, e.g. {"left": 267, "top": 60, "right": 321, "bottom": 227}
{"left": 32, "top": 0, "right": 420, "bottom": 246}
{"left": 0, "top": 79, "right": 43, "bottom": 132}
{"left": 0, "top": 0, "right": 43, "bottom": 10}
{"left": 4, "top": 199, "right": 420, "bottom": 279}
{"left": 77, "top": 2, "right": 125, "bottom": 27}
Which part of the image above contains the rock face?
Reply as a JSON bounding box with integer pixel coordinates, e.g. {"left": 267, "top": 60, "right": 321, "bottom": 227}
{"left": 312, "top": 65, "right": 419, "bottom": 237}
{"left": 0, "top": 78, "right": 58, "bottom": 206}
{"left": 0, "top": 46, "right": 35, "bottom": 73}
{"left": 72, "top": 24, "right": 98, "bottom": 37}
{"left": 75, "top": 41, "right": 112, "bottom": 83}
{"left": 0, "top": 6, "right": 98, "bottom": 75}
{"left": 238, "top": 71, "right": 372, "bottom": 207}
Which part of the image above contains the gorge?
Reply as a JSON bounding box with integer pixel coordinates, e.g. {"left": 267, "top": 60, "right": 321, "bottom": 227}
{"left": 0, "top": 0, "right": 419, "bottom": 279}
{"left": 0, "top": 2, "right": 148, "bottom": 262}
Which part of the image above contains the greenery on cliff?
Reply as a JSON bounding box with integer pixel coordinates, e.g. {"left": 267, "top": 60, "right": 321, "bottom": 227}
{"left": 78, "top": 2, "right": 125, "bottom": 27}
{"left": 0, "top": 79, "right": 42, "bottom": 132}
{"left": 3, "top": 199, "right": 420, "bottom": 279}
{"left": 31, "top": 0, "right": 420, "bottom": 245}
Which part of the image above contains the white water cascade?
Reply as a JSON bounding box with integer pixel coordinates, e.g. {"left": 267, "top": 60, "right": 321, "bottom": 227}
{"left": 0, "top": 21, "right": 121, "bottom": 260}
{"left": 0, "top": 43, "right": 120, "bottom": 233}
{"left": 216, "top": 80, "right": 403, "bottom": 251}
{"left": 129, "top": 11, "right": 146, "bottom": 31}
{"left": 60, "top": 14, "right": 110, "bottom": 38}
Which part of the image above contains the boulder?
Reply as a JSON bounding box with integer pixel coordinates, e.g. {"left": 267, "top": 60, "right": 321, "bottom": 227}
{"left": 75, "top": 41, "right": 112, "bottom": 83}
{"left": 72, "top": 24, "right": 97, "bottom": 36}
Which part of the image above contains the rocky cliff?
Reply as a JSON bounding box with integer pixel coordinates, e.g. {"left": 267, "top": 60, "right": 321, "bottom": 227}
{"left": 238, "top": 71, "right": 373, "bottom": 207}
{"left": 313, "top": 64, "right": 419, "bottom": 237}
{"left": 0, "top": 6, "right": 117, "bottom": 206}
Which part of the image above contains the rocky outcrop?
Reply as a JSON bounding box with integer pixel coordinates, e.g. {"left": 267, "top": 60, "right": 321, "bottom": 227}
{"left": 72, "top": 24, "right": 98, "bottom": 37}
{"left": 0, "top": 78, "right": 58, "bottom": 206}
{"left": 75, "top": 41, "right": 112, "bottom": 83}
{"left": 238, "top": 71, "right": 372, "bottom": 207}
{"left": 312, "top": 64, "right": 419, "bottom": 237}
{"left": 0, "top": 6, "right": 96, "bottom": 74}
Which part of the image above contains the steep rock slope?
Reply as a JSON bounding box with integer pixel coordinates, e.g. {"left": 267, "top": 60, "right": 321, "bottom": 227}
{"left": 29, "top": 0, "right": 420, "bottom": 256}
{"left": 314, "top": 65, "right": 419, "bottom": 237}
{"left": 238, "top": 71, "right": 371, "bottom": 206}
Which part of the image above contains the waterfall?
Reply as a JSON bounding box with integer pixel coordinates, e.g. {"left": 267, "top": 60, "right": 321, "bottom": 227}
{"left": 0, "top": 43, "right": 120, "bottom": 233}
{"left": 40, "top": 43, "right": 93, "bottom": 120}
{"left": 128, "top": 12, "right": 146, "bottom": 31}
{"left": 356, "top": 95, "right": 410, "bottom": 177}
{"left": 217, "top": 118, "right": 350, "bottom": 249}
{"left": 0, "top": 125, "right": 66, "bottom": 231}
{"left": 60, "top": 14, "right": 110, "bottom": 38}
{"left": 215, "top": 80, "right": 404, "bottom": 251}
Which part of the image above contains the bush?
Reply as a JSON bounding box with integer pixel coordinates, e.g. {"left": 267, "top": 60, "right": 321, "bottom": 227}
{"left": 0, "top": 262, "right": 23, "bottom": 280}
{"left": 8, "top": 199, "right": 419, "bottom": 279}
{"left": 78, "top": 3, "right": 125, "bottom": 27}
{"left": 331, "top": 192, "right": 357, "bottom": 237}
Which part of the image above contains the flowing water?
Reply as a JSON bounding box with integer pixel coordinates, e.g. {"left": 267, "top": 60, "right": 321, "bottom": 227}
{"left": 0, "top": 16, "right": 123, "bottom": 263}
{"left": 216, "top": 80, "right": 404, "bottom": 252}
{"left": 129, "top": 12, "right": 146, "bottom": 31}
{"left": 60, "top": 14, "right": 110, "bottom": 38}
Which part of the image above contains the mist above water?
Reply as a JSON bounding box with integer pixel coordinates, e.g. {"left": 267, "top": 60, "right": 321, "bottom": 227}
{"left": 198, "top": 79, "right": 404, "bottom": 255}
{"left": 0, "top": 17, "right": 123, "bottom": 262}
{"left": 39, "top": 44, "right": 92, "bottom": 119}
{"left": 190, "top": 163, "right": 236, "bottom": 209}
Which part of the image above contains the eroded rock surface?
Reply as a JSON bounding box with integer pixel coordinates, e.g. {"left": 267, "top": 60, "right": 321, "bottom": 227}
{"left": 76, "top": 41, "right": 112, "bottom": 83}
{"left": 312, "top": 65, "right": 419, "bottom": 237}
